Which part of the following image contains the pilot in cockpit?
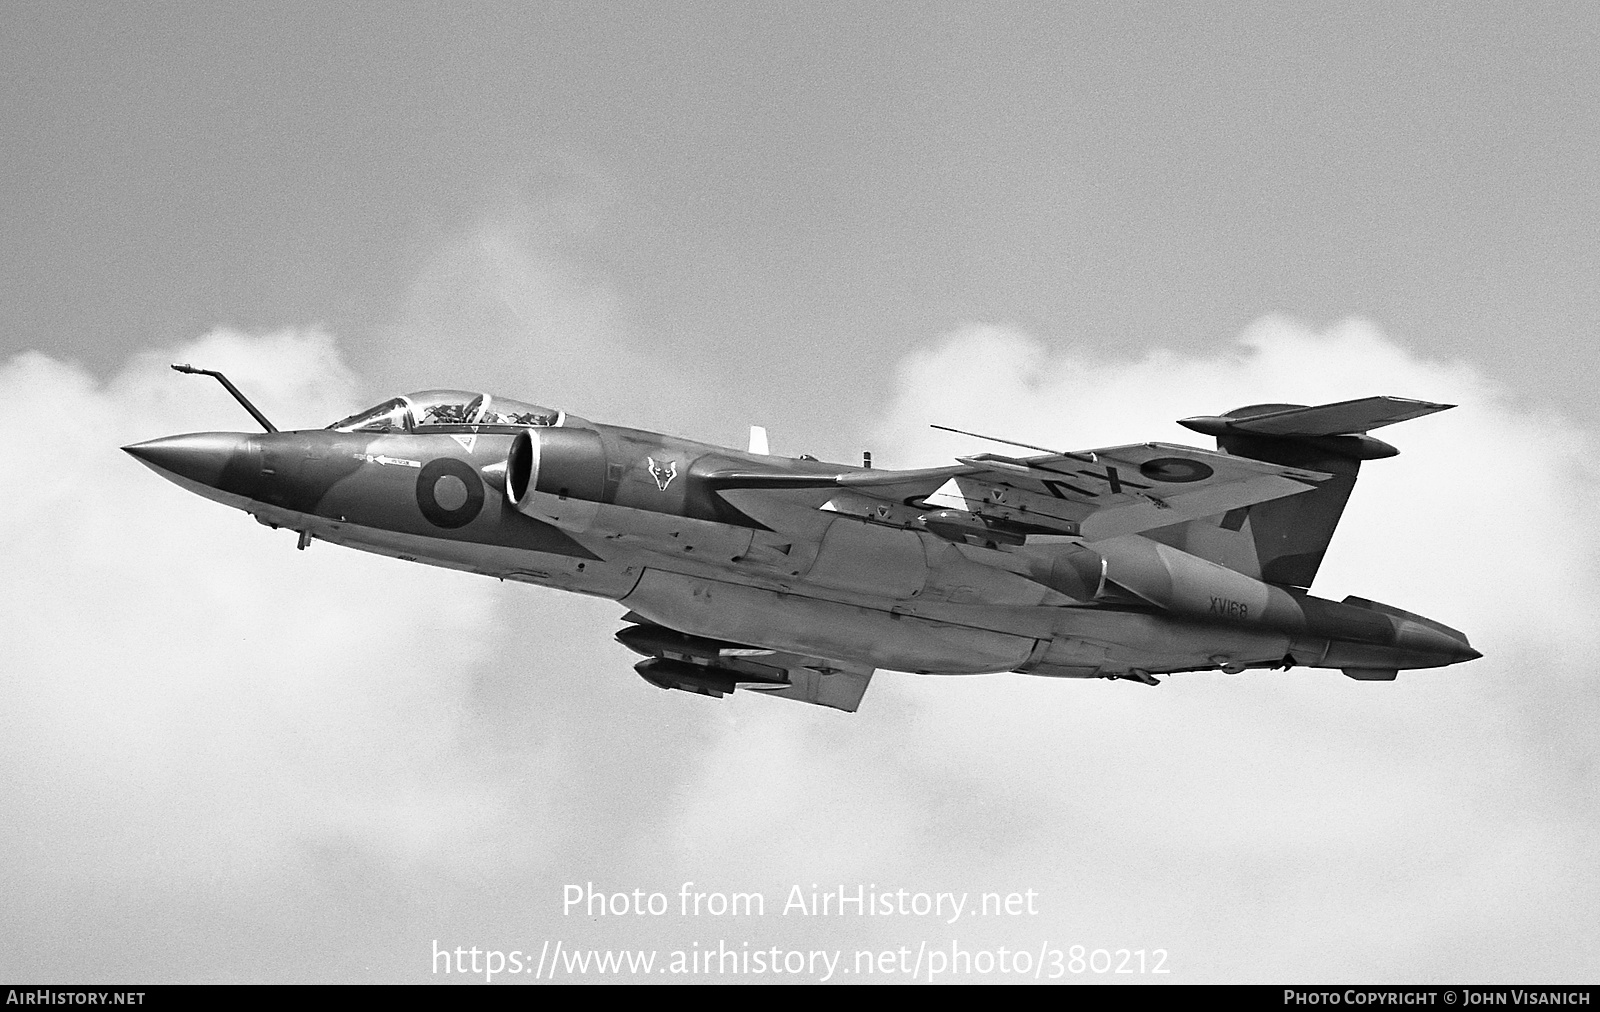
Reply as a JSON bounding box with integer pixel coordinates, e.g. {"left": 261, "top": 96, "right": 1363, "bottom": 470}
{"left": 328, "top": 390, "right": 561, "bottom": 433}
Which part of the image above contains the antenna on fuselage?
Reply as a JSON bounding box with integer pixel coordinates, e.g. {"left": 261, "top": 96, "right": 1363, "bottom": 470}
{"left": 171, "top": 364, "right": 279, "bottom": 433}
{"left": 928, "top": 424, "right": 1096, "bottom": 463}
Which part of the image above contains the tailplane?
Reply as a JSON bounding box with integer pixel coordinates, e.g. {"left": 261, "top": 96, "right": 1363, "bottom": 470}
{"left": 1174, "top": 396, "right": 1452, "bottom": 589}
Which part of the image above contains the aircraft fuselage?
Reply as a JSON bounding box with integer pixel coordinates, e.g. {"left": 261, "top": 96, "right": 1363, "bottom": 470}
{"left": 125, "top": 419, "right": 1478, "bottom": 689}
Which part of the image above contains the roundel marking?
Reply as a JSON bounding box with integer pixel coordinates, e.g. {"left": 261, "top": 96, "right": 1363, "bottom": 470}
{"left": 416, "top": 458, "right": 485, "bottom": 528}
{"left": 1138, "top": 457, "right": 1214, "bottom": 483}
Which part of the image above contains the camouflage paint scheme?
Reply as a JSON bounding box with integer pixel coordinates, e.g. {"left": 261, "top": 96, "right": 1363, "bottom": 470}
{"left": 126, "top": 384, "right": 1480, "bottom": 712}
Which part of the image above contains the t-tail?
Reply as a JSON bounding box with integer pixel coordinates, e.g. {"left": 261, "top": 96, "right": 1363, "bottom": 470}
{"left": 1176, "top": 396, "right": 1453, "bottom": 589}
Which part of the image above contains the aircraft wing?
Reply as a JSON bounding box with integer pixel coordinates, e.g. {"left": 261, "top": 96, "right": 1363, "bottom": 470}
{"left": 925, "top": 442, "right": 1330, "bottom": 541}
{"left": 710, "top": 443, "right": 1328, "bottom": 543}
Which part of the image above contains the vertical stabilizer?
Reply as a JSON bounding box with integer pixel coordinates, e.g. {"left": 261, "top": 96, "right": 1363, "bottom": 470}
{"left": 1175, "top": 397, "right": 1452, "bottom": 589}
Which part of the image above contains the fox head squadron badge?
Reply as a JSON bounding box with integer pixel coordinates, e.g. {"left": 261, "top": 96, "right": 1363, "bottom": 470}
{"left": 647, "top": 457, "right": 678, "bottom": 491}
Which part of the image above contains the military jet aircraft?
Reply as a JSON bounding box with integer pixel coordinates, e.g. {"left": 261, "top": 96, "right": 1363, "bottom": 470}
{"left": 125, "top": 367, "right": 1479, "bottom": 712}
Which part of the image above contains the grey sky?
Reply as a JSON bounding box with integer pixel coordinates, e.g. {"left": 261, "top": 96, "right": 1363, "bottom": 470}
{"left": 3, "top": 3, "right": 1598, "bottom": 984}
{"left": 4, "top": 5, "right": 1596, "bottom": 431}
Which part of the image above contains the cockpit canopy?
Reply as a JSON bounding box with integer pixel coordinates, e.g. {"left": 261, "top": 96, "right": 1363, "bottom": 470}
{"left": 328, "top": 390, "right": 562, "bottom": 433}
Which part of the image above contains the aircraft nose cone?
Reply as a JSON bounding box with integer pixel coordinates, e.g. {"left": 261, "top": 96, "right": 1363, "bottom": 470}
{"left": 123, "top": 432, "right": 251, "bottom": 490}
